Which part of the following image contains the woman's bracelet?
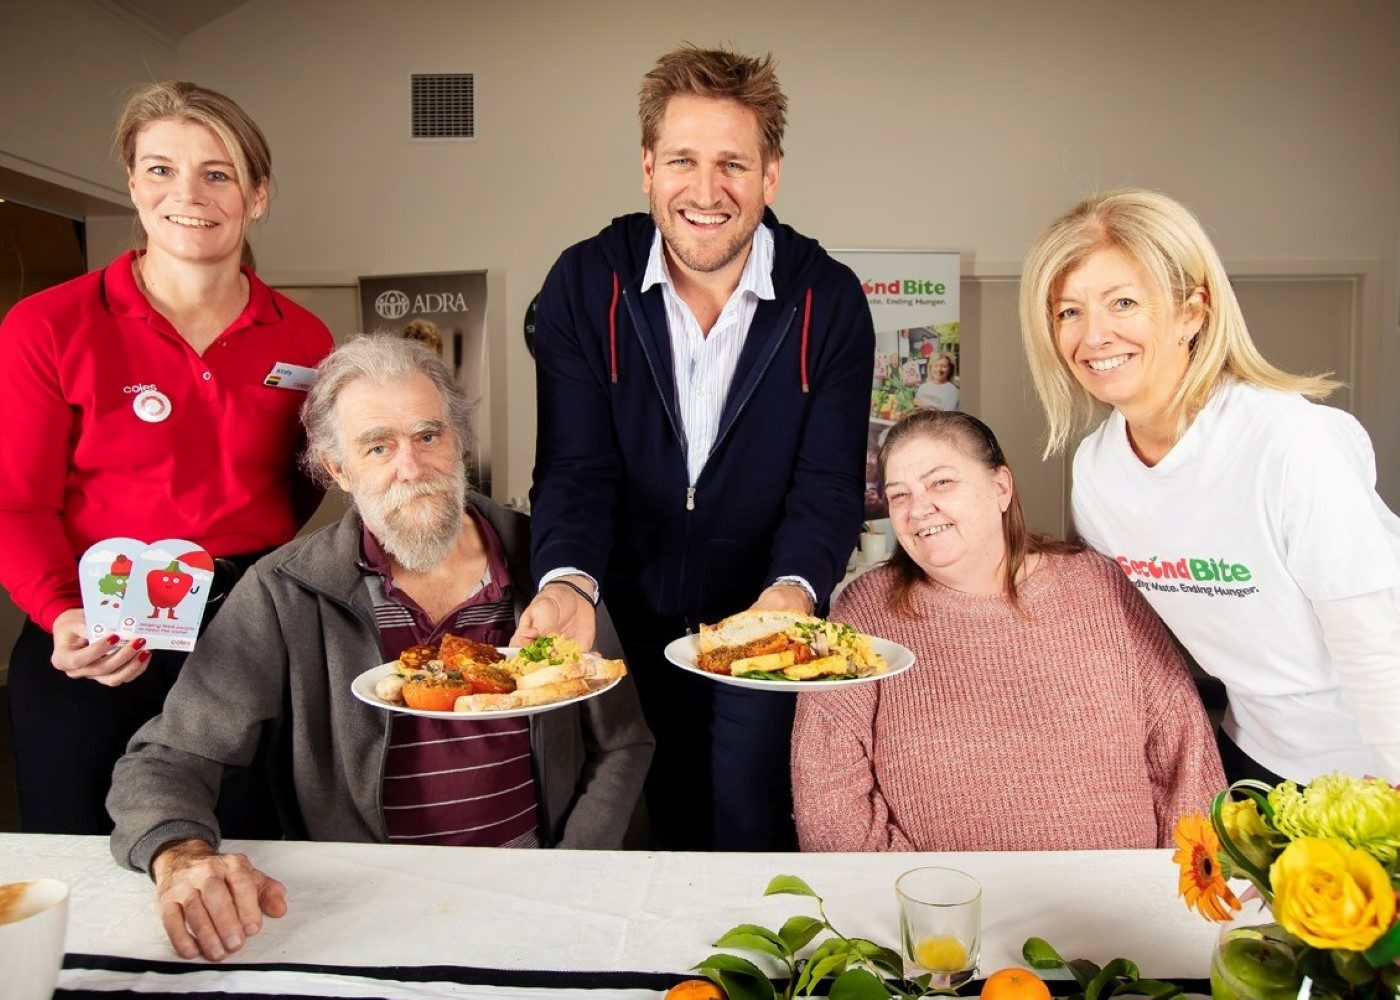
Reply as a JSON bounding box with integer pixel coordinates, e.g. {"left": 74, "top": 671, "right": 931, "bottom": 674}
{"left": 543, "top": 577, "right": 599, "bottom": 607}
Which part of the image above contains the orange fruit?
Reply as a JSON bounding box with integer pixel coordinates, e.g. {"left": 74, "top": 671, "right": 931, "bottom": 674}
{"left": 981, "top": 967, "right": 1052, "bottom": 1000}
{"left": 665, "top": 980, "right": 725, "bottom": 1000}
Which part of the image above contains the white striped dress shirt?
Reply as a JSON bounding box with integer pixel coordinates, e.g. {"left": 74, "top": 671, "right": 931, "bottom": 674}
{"left": 642, "top": 225, "right": 775, "bottom": 482}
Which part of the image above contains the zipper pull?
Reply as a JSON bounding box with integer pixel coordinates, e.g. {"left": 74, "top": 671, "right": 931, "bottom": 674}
{"left": 686, "top": 486, "right": 696, "bottom": 511}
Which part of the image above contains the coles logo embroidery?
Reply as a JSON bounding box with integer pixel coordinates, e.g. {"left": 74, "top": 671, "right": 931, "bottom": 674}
{"left": 1114, "top": 554, "right": 1259, "bottom": 598}
{"left": 125, "top": 382, "right": 172, "bottom": 424}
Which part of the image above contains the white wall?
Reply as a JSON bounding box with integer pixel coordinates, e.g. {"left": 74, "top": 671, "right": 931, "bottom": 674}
{"left": 2, "top": 0, "right": 1398, "bottom": 506}
{"left": 167, "top": 0, "right": 1400, "bottom": 503}
{"left": 0, "top": 0, "right": 173, "bottom": 206}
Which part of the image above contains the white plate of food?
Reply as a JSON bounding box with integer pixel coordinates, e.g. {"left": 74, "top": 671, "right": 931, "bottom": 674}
{"left": 662, "top": 610, "right": 915, "bottom": 691}
{"left": 351, "top": 635, "right": 626, "bottom": 720}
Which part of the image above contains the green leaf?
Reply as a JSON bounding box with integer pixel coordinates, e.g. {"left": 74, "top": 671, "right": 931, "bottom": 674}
{"left": 714, "top": 924, "right": 790, "bottom": 960}
{"left": 778, "top": 915, "right": 825, "bottom": 953}
{"left": 795, "top": 938, "right": 851, "bottom": 994}
{"left": 694, "top": 953, "right": 777, "bottom": 1000}
{"left": 849, "top": 938, "right": 904, "bottom": 979}
{"left": 1083, "top": 965, "right": 1117, "bottom": 1000}
{"left": 1128, "top": 979, "right": 1185, "bottom": 999}
{"left": 1022, "top": 937, "right": 1067, "bottom": 970}
{"left": 828, "top": 967, "right": 895, "bottom": 1000}
{"left": 766, "top": 875, "right": 818, "bottom": 899}
{"left": 1329, "top": 947, "right": 1376, "bottom": 986}
{"left": 1362, "top": 914, "right": 1400, "bottom": 967}
{"left": 802, "top": 953, "right": 851, "bottom": 995}
{"left": 1100, "top": 958, "right": 1140, "bottom": 982}
{"left": 709, "top": 970, "right": 777, "bottom": 1000}
{"left": 1067, "top": 958, "right": 1102, "bottom": 988}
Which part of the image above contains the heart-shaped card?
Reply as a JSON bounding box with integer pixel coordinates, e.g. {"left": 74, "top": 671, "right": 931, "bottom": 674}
{"left": 78, "top": 539, "right": 214, "bottom": 652}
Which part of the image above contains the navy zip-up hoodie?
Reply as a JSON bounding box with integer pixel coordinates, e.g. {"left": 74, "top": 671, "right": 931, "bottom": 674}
{"left": 529, "top": 209, "right": 873, "bottom": 638}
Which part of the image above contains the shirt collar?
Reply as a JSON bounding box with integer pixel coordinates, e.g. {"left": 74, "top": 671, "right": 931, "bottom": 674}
{"left": 101, "top": 249, "right": 284, "bottom": 327}
{"left": 641, "top": 223, "right": 775, "bottom": 301}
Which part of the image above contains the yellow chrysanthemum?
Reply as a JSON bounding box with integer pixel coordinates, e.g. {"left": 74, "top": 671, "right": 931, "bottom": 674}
{"left": 1173, "top": 813, "right": 1242, "bottom": 921}
{"left": 1270, "top": 837, "right": 1397, "bottom": 951}
{"left": 1269, "top": 773, "right": 1400, "bottom": 866}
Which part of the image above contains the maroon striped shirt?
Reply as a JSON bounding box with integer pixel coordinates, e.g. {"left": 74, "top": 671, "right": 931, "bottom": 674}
{"left": 362, "top": 505, "right": 540, "bottom": 848}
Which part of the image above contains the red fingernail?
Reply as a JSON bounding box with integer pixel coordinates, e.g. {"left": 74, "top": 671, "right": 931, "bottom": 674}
{"left": 132, "top": 637, "right": 147, "bottom": 650}
{"left": 138, "top": 651, "right": 151, "bottom": 663}
{"left": 107, "top": 635, "right": 120, "bottom": 645}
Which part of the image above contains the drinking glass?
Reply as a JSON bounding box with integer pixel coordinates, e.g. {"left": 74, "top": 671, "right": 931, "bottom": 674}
{"left": 895, "top": 866, "right": 981, "bottom": 987}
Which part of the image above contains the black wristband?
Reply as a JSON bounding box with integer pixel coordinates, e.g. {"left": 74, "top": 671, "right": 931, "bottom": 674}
{"left": 543, "top": 577, "right": 598, "bottom": 606}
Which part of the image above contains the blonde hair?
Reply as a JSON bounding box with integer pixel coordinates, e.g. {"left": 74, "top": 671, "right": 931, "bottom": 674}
{"left": 401, "top": 317, "right": 443, "bottom": 354}
{"left": 639, "top": 45, "right": 787, "bottom": 162}
{"left": 115, "top": 81, "right": 271, "bottom": 269}
{"left": 1019, "top": 188, "right": 1340, "bottom": 457}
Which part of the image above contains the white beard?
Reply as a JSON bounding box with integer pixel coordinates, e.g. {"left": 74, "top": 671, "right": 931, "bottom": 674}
{"left": 354, "top": 461, "right": 467, "bottom": 573}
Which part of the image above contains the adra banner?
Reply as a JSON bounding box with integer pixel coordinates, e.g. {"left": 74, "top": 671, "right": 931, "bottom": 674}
{"left": 358, "top": 270, "right": 491, "bottom": 495}
{"left": 828, "top": 249, "right": 961, "bottom": 520}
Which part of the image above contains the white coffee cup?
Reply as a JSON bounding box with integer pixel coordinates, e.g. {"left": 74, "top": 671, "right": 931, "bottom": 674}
{"left": 0, "top": 878, "right": 69, "bottom": 1000}
{"left": 859, "top": 531, "right": 890, "bottom": 564}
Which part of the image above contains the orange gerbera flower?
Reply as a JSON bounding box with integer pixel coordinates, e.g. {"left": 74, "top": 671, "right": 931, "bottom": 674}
{"left": 1173, "top": 813, "right": 1242, "bottom": 921}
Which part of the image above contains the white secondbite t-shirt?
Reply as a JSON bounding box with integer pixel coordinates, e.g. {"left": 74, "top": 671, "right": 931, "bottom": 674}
{"left": 1072, "top": 379, "right": 1400, "bottom": 782}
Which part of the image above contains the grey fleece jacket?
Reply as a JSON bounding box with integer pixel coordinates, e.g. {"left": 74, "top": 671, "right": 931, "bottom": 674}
{"left": 108, "top": 494, "right": 654, "bottom": 871}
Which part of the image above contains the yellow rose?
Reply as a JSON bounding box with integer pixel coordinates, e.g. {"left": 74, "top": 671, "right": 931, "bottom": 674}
{"left": 1269, "top": 837, "right": 1397, "bottom": 951}
{"left": 1220, "top": 798, "right": 1282, "bottom": 876}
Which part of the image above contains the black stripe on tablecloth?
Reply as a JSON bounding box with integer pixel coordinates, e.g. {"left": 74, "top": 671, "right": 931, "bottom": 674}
{"left": 61, "top": 952, "right": 682, "bottom": 993}
{"left": 59, "top": 954, "right": 1212, "bottom": 998}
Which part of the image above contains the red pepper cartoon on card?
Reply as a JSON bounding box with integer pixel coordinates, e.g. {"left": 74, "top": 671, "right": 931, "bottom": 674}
{"left": 146, "top": 560, "right": 196, "bottom": 619}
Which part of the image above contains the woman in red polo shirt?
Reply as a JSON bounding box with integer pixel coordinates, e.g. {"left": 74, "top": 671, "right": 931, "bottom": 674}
{"left": 0, "top": 82, "right": 333, "bottom": 834}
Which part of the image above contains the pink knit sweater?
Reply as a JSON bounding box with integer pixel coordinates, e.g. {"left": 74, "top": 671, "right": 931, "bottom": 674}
{"left": 791, "top": 550, "right": 1224, "bottom": 852}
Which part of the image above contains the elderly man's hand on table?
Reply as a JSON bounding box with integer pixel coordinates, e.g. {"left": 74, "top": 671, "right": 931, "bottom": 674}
{"left": 151, "top": 838, "right": 287, "bottom": 961}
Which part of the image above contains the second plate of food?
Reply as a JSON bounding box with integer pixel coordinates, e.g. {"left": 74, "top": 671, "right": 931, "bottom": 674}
{"left": 662, "top": 634, "right": 915, "bottom": 691}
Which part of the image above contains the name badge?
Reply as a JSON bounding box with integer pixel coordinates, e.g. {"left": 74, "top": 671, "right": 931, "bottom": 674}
{"left": 263, "top": 362, "right": 318, "bottom": 392}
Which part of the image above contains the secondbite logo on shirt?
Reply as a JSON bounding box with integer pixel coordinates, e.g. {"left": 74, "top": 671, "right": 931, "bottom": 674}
{"left": 1114, "top": 554, "right": 1259, "bottom": 598}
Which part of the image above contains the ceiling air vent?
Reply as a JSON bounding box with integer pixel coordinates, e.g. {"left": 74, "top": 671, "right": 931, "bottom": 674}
{"left": 411, "top": 73, "right": 475, "bottom": 140}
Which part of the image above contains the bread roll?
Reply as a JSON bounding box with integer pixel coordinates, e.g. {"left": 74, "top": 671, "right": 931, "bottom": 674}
{"left": 514, "top": 657, "right": 627, "bottom": 690}
{"left": 453, "top": 678, "right": 590, "bottom": 712}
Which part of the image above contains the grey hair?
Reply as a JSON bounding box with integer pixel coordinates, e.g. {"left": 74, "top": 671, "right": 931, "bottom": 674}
{"left": 299, "top": 334, "right": 473, "bottom": 487}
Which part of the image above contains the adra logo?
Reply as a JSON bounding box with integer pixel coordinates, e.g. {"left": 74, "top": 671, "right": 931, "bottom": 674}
{"left": 1116, "top": 555, "right": 1253, "bottom": 583}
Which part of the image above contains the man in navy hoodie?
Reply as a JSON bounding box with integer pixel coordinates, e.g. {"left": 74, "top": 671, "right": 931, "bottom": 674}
{"left": 513, "top": 45, "right": 873, "bottom": 850}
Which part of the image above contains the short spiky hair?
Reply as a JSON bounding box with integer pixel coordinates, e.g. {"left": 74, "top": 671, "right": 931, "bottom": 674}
{"left": 639, "top": 44, "right": 788, "bottom": 162}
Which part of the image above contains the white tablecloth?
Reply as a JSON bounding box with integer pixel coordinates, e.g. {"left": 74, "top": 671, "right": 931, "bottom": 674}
{"left": 0, "top": 834, "right": 1224, "bottom": 998}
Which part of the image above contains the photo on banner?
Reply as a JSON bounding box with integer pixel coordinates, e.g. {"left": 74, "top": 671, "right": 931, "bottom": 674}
{"left": 829, "top": 250, "right": 962, "bottom": 521}
{"left": 357, "top": 270, "right": 491, "bottom": 496}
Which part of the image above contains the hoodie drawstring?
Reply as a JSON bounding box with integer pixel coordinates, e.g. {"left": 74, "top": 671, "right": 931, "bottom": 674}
{"left": 800, "top": 288, "right": 812, "bottom": 394}
{"left": 608, "top": 272, "right": 620, "bottom": 383}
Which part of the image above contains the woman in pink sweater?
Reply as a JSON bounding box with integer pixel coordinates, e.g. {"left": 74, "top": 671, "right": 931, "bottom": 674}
{"left": 791, "top": 410, "right": 1223, "bottom": 851}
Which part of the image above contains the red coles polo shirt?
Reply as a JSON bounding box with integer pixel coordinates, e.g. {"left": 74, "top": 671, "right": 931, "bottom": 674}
{"left": 0, "top": 251, "right": 334, "bottom": 630}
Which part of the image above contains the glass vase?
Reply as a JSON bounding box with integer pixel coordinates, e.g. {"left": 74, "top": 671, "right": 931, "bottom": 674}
{"left": 1210, "top": 922, "right": 1303, "bottom": 1000}
{"left": 1211, "top": 921, "right": 1400, "bottom": 1000}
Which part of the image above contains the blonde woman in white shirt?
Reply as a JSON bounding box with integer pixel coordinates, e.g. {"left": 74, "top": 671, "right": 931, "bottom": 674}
{"left": 1019, "top": 187, "right": 1400, "bottom": 786}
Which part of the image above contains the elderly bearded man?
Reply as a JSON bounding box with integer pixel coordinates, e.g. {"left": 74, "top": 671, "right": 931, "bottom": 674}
{"left": 107, "top": 335, "right": 653, "bottom": 962}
